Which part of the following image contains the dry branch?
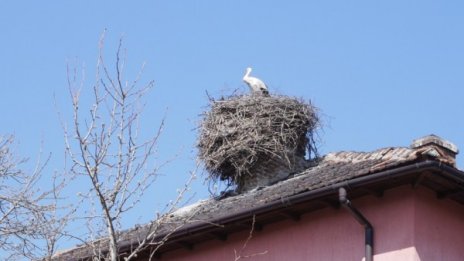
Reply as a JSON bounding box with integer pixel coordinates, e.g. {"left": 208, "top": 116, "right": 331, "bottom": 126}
{"left": 60, "top": 33, "right": 197, "bottom": 261}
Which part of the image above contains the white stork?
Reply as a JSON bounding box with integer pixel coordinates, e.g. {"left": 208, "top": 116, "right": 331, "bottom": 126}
{"left": 243, "top": 67, "right": 269, "bottom": 96}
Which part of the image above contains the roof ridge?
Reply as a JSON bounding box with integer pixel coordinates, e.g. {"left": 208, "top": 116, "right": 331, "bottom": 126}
{"left": 323, "top": 146, "right": 414, "bottom": 163}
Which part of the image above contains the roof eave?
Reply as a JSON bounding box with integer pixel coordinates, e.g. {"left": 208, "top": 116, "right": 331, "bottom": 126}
{"left": 118, "top": 160, "right": 464, "bottom": 257}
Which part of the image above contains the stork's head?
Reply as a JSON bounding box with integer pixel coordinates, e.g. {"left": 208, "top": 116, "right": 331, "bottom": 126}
{"left": 243, "top": 67, "right": 253, "bottom": 79}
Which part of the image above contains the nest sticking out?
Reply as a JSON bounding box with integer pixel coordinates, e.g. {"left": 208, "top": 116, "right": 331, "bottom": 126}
{"left": 198, "top": 94, "right": 319, "bottom": 191}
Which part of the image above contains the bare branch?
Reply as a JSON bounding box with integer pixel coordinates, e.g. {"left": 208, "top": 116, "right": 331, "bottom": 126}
{"left": 61, "top": 33, "right": 195, "bottom": 261}
{"left": 0, "top": 135, "right": 71, "bottom": 260}
{"left": 234, "top": 215, "right": 268, "bottom": 261}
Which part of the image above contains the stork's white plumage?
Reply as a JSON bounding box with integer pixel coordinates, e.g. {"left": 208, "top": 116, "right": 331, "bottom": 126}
{"left": 243, "top": 67, "right": 269, "bottom": 95}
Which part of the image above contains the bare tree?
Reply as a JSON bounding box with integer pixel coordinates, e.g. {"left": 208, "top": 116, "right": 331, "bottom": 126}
{"left": 0, "top": 135, "right": 66, "bottom": 260}
{"left": 63, "top": 33, "right": 196, "bottom": 261}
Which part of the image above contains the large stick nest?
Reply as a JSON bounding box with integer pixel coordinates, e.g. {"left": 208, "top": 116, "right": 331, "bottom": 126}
{"left": 197, "top": 94, "right": 319, "bottom": 186}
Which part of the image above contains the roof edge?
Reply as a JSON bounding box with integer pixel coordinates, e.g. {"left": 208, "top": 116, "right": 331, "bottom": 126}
{"left": 119, "top": 160, "right": 464, "bottom": 253}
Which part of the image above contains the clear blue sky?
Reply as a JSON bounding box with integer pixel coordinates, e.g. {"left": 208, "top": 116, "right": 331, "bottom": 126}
{"left": 1, "top": 0, "right": 463, "bottom": 250}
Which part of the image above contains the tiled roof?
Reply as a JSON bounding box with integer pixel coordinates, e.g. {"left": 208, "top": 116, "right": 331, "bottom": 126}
{"left": 53, "top": 136, "right": 461, "bottom": 260}
{"left": 162, "top": 147, "right": 426, "bottom": 224}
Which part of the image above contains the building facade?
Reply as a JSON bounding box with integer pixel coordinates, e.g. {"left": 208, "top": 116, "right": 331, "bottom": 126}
{"left": 55, "top": 135, "right": 464, "bottom": 261}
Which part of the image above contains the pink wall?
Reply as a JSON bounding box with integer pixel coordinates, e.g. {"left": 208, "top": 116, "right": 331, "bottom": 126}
{"left": 413, "top": 188, "right": 464, "bottom": 261}
{"left": 159, "top": 186, "right": 464, "bottom": 261}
